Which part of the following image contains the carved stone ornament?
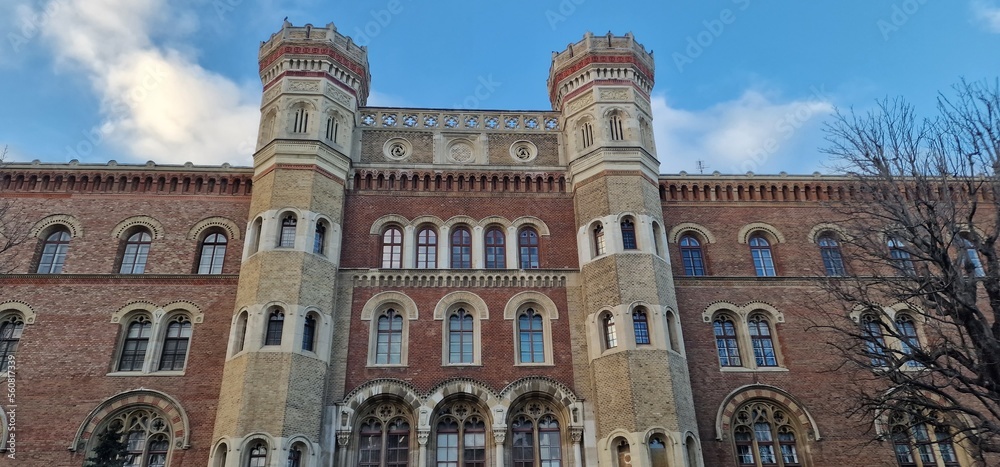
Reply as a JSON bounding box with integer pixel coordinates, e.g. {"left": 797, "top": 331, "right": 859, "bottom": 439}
{"left": 336, "top": 431, "right": 350, "bottom": 447}
{"left": 288, "top": 79, "right": 320, "bottom": 92}
{"left": 600, "top": 88, "right": 629, "bottom": 101}
{"left": 567, "top": 93, "right": 595, "bottom": 113}
{"left": 493, "top": 431, "right": 507, "bottom": 444}
{"left": 570, "top": 428, "right": 584, "bottom": 444}
{"left": 417, "top": 430, "right": 430, "bottom": 445}
{"left": 448, "top": 141, "right": 475, "bottom": 163}
{"left": 383, "top": 138, "right": 413, "bottom": 161}
{"left": 509, "top": 140, "right": 538, "bottom": 163}
{"left": 324, "top": 83, "right": 352, "bottom": 106}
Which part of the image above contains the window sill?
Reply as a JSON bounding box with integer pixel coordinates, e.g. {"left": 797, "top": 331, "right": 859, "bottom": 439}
{"left": 442, "top": 363, "right": 482, "bottom": 368}
{"left": 106, "top": 370, "right": 186, "bottom": 377}
{"left": 514, "top": 362, "right": 554, "bottom": 367}
{"left": 719, "top": 366, "right": 788, "bottom": 373}
{"left": 368, "top": 364, "right": 409, "bottom": 368}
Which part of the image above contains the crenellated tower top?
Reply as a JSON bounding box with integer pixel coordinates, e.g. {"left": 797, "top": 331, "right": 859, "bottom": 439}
{"left": 258, "top": 20, "right": 372, "bottom": 106}
{"left": 547, "top": 31, "right": 655, "bottom": 111}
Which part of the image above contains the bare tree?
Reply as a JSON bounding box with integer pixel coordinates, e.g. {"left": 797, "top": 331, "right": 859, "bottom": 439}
{"left": 0, "top": 145, "right": 29, "bottom": 273}
{"left": 819, "top": 80, "right": 1000, "bottom": 459}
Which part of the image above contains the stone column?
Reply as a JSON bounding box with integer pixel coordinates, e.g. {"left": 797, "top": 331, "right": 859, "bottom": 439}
{"left": 493, "top": 430, "right": 506, "bottom": 467}
{"left": 571, "top": 428, "right": 584, "bottom": 467}
{"left": 417, "top": 430, "right": 430, "bottom": 467}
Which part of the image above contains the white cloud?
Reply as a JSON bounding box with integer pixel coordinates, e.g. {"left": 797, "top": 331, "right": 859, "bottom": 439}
{"left": 27, "top": 0, "right": 259, "bottom": 165}
{"left": 651, "top": 89, "right": 834, "bottom": 175}
{"left": 972, "top": 1, "right": 1000, "bottom": 32}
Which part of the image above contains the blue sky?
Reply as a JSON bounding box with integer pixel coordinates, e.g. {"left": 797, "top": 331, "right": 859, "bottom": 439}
{"left": 2, "top": 1, "right": 1000, "bottom": 175}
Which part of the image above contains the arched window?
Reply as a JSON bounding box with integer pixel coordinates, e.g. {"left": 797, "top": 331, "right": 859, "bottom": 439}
{"left": 957, "top": 235, "right": 985, "bottom": 277}
{"left": 602, "top": 313, "right": 618, "bottom": 349}
{"left": 214, "top": 443, "right": 228, "bottom": 467}
{"left": 247, "top": 441, "right": 268, "bottom": 467}
{"left": 278, "top": 214, "right": 297, "bottom": 248}
{"left": 314, "top": 221, "right": 328, "bottom": 255}
{"left": 518, "top": 308, "right": 545, "bottom": 363}
{"left": 818, "top": 234, "right": 845, "bottom": 276}
{"left": 326, "top": 116, "right": 339, "bottom": 143}
{"left": 509, "top": 402, "right": 562, "bottom": 467}
{"left": 594, "top": 224, "right": 606, "bottom": 257}
{"left": 447, "top": 308, "right": 474, "bottom": 364}
{"left": 633, "top": 309, "right": 650, "bottom": 345}
{"left": 381, "top": 227, "right": 403, "bottom": 269}
{"left": 265, "top": 309, "right": 284, "bottom": 346}
{"left": 485, "top": 227, "right": 506, "bottom": 269}
{"left": 621, "top": 219, "right": 637, "bottom": 250}
{"left": 686, "top": 436, "right": 700, "bottom": 467}
{"left": 652, "top": 222, "right": 664, "bottom": 257}
{"left": 609, "top": 112, "right": 625, "bottom": 141}
{"left": 862, "top": 314, "right": 887, "bottom": 367}
{"left": 292, "top": 106, "right": 309, "bottom": 134}
{"left": 519, "top": 227, "right": 540, "bottom": 269}
{"left": 118, "top": 316, "right": 152, "bottom": 371}
{"left": 159, "top": 316, "right": 192, "bottom": 371}
{"left": 288, "top": 445, "right": 303, "bottom": 467}
{"left": 434, "top": 401, "right": 487, "bottom": 467}
{"left": 235, "top": 311, "right": 249, "bottom": 354}
{"left": 37, "top": 228, "right": 71, "bottom": 273}
{"left": 733, "top": 401, "right": 802, "bottom": 467}
{"left": 90, "top": 408, "right": 172, "bottom": 467}
{"left": 120, "top": 230, "right": 152, "bottom": 274}
{"left": 249, "top": 217, "right": 263, "bottom": 254}
{"left": 665, "top": 310, "right": 681, "bottom": 353}
{"left": 888, "top": 237, "right": 915, "bottom": 275}
{"left": 649, "top": 435, "right": 670, "bottom": 467}
{"left": 580, "top": 121, "right": 595, "bottom": 149}
{"left": 0, "top": 314, "right": 24, "bottom": 373}
{"left": 357, "top": 402, "right": 412, "bottom": 467}
{"left": 451, "top": 227, "right": 472, "bottom": 269}
{"left": 748, "top": 315, "right": 777, "bottom": 367}
{"left": 679, "top": 235, "right": 705, "bottom": 276}
{"left": 616, "top": 439, "right": 632, "bottom": 467}
{"left": 303, "top": 314, "right": 317, "bottom": 352}
{"left": 895, "top": 314, "right": 921, "bottom": 367}
{"left": 416, "top": 227, "right": 438, "bottom": 269}
{"left": 749, "top": 235, "right": 776, "bottom": 277}
{"left": 198, "top": 232, "right": 227, "bottom": 274}
{"left": 376, "top": 309, "right": 404, "bottom": 364}
{"left": 713, "top": 316, "right": 741, "bottom": 367}
{"left": 890, "top": 412, "right": 962, "bottom": 467}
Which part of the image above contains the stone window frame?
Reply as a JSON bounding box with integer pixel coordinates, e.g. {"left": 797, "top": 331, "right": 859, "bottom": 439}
{"left": 35, "top": 226, "right": 72, "bottom": 274}
{"left": 807, "top": 224, "right": 850, "bottom": 277}
{"left": 29, "top": 214, "right": 84, "bottom": 274}
{"left": 601, "top": 310, "right": 618, "bottom": 351}
{"left": 227, "top": 304, "right": 331, "bottom": 362}
{"left": 849, "top": 303, "right": 931, "bottom": 371}
{"left": 587, "top": 303, "right": 676, "bottom": 361}
{"left": 669, "top": 223, "right": 716, "bottom": 275}
{"left": 434, "top": 292, "right": 488, "bottom": 367}
{"left": 380, "top": 224, "right": 405, "bottom": 269}
{"left": 504, "top": 291, "right": 558, "bottom": 366}
{"left": 264, "top": 306, "right": 286, "bottom": 346}
{"left": 277, "top": 212, "right": 299, "bottom": 249}
{"left": 879, "top": 406, "right": 974, "bottom": 467}
{"left": 703, "top": 302, "right": 787, "bottom": 372}
{"left": 415, "top": 224, "right": 439, "bottom": 269}
{"left": 0, "top": 302, "right": 34, "bottom": 377}
{"left": 449, "top": 224, "right": 474, "bottom": 269}
{"left": 108, "top": 301, "right": 203, "bottom": 376}
{"left": 195, "top": 228, "right": 229, "bottom": 274}
{"left": 362, "top": 292, "right": 419, "bottom": 367}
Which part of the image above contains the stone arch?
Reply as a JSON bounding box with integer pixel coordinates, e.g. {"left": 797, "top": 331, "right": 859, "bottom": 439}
{"left": 410, "top": 215, "right": 446, "bottom": 229}
{"left": 504, "top": 291, "right": 559, "bottom": 320}
{"left": 668, "top": 222, "right": 716, "bottom": 244}
{"left": 807, "top": 223, "right": 851, "bottom": 244}
{"left": 479, "top": 215, "right": 512, "bottom": 230}
{"left": 433, "top": 291, "right": 489, "bottom": 320}
{"left": 442, "top": 215, "right": 478, "bottom": 230}
{"left": 70, "top": 389, "right": 191, "bottom": 451}
{"left": 361, "top": 291, "right": 419, "bottom": 321}
{"left": 162, "top": 300, "right": 205, "bottom": 324}
{"left": 0, "top": 301, "right": 36, "bottom": 324}
{"left": 110, "top": 300, "right": 158, "bottom": 324}
{"left": 423, "top": 378, "right": 502, "bottom": 426}
{"left": 112, "top": 215, "right": 165, "bottom": 239}
{"left": 715, "top": 384, "right": 821, "bottom": 441}
{"left": 498, "top": 376, "right": 579, "bottom": 408}
{"left": 511, "top": 216, "right": 551, "bottom": 236}
{"left": 369, "top": 214, "right": 410, "bottom": 234}
{"left": 701, "top": 301, "right": 784, "bottom": 324}
{"left": 737, "top": 222, "right": 785, "bottom": 244}
{"left": 30, "top": 213, "right": 84, "bottom": 238}
{"left": 340, "top": 379, "right": 423, "bottom": 430}
{"left": 188, "top": 216, "right": 242, "bottom": 241}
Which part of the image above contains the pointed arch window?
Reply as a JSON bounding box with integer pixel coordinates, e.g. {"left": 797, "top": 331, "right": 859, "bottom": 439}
{"left": 616, "top": 439, "right": 632, "bottom": 467}
{"left": 120, "top": 230, "right": 152, "bottom": 274}
{"left": 37, "top": 228, "right": 71, "bottom": 273}
{"left": 314, "top": 221, "right": 328, "bottom": 255}
{"left": 376, "top": 309, "right": 404, "bottom": 365}
{"left": 714, "top": 316, "right": 742, "bottom": 367}
{"left": 890, "top": 412, "right": 962, "bottom": 467}
{"left": 580, "top": 121, "right": 595, "bottom": 149}
{"left": 381, "top": 227, "right": 403, "bottom": 269}
{"left": 303, "top": 314, "right": 317, "bottom": 352}
{"left": 889, "top": 237, "right": 915, "bottom": 275}
{"left": 732, "top": 401, "right": 802, "bottom": 467}
{"left": 748, "top": 315, "right": 777, "bottom": 367}
{"left": 649, "top": 436, "right": 670, "bottom": 467}
{"left": 509, "top": 403, "right": 562, "bottom": 467}
{"left": 287, "top": 446, "right": 303, "bottom": 467}
{"left": 450, "top": 227, "right": 472, "bottom": 269}
{"left": 90, "top": 408, "right": 172, "bottom": 467}
{"left": 357, "top": 403, "right": 411, "bottom": 467}
{"left": 447, "top": 308, "right": 474, "bottom": 364}
{"left": 818, "top": 234, "right": 846, "bottom": 276}
{"left": 602, "top": 314, "right": 618, "bottom": 350}
{"left": 957, "top": 235, "right": 985, "bottom": 277}
{"left": 593, "top": 224, "right": 606, "bottom": 257}
{"left": 434, "top": 401, "right": 487, "bottom": 467}
{"left": 118, "top": 316, "right": 152, "bottom": 371}
{"left": 633, "top": 309, "right": 650, "bottom": 345}
{"left": 609, "top": 112, "right": 625, "bottom": 141}
{"left": 621, "top": 219, "right": 637, "bottom": 250}
{"left": 265, "top": 309, "right": 285, "bottom": 346}
{"left": 198, "top": 232, "right": 227, "bottom": 274}
{"left": 749, "top": 235, "right": 776, "bottom": 277}
{"left": 326, "top": 116, "right": 340, "bottom": 143}
{"left": 416, "top": 227, "right": 438, "bottom": 269}
{"left": 292, "top": 107, "right": 309, "bottom": 134}
{"left": 158, "top": 316, "right": 192, "bottom": 371}
{"left": 895, "top": 314, "right": 921, "bottom": 367}
{"left": 862, "top": 314, "right": 887, "bottom": 367}
{"left": 278, "top": 215, "right": 297, "bottom": 248}
{"left": 518, "top": 227, "right": 540, "bottom": 269}
{"left": 680, "top": 235, "right": 706, "bottom": 276}
{"left": 517, "top": 308, "right": 545, "bottom": 363}
{"left": 0, "top": 315, "right": 24, "bottom": 373}
{"left": 247, "top": 442, "right": 268, "bottom": 467}
{"left": 485, "top": 227, "right": 506, "bottom": 269}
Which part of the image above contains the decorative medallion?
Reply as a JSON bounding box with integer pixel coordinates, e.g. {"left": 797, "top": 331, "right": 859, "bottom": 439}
{"left": 510, "top": 140, "right": 538, "bottom": 163}
{"left": 448, "top": 141, "right": 475, "bottom": 163}
{"left": 383, "top": 138, "right": 412, "bottom": 161}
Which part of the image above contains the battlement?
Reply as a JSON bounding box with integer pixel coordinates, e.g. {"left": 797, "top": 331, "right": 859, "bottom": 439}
{"left": 547, "top": 32, "right": 655, "bottom": 110}
{"left": 550, "top": 31, "right": 654, "bottom": 72}
{"left": 259, "top": 20, "right": 368, "bottom": 64}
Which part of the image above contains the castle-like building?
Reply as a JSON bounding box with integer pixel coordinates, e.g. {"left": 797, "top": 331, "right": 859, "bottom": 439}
{"left": 0, "top": 20, "right": 987, "bottom": 467}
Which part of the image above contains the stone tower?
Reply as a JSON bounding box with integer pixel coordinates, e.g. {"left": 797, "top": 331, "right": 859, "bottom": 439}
{"left": 550, "top": 32, "right": 703, "bottom": 466}
{"left": 211, "top": 21, "right": 369, "bottom": 466}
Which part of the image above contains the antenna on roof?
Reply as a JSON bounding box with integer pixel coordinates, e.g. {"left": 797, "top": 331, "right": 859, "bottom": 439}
{"left": 696, "top": 160, "right": 709, "bottom": 174}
